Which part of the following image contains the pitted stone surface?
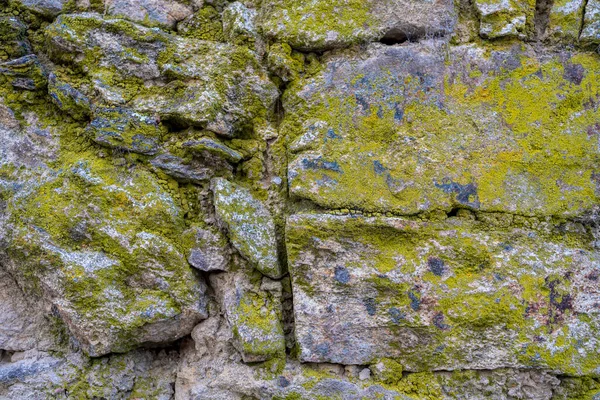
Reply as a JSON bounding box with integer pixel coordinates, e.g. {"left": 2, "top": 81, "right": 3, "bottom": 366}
{"left": 287, "top": 213, "right": 600, "bottom": 374}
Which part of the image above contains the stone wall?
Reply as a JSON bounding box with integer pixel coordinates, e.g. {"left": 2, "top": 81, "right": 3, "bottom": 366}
{"left": 0, "top": 0, "right": 599, "bottom": 398}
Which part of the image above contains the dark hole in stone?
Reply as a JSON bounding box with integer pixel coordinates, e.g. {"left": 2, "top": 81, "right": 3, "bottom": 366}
{"left": 379, "top": 28, "right": 409, "bottom": 45}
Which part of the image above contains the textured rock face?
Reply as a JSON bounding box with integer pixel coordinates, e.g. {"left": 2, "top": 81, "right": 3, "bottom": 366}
{"left": 2, "top": 0, "right": 600, "bottom": 398}
{"left": 287, "top": 214, "right": 600, "bottom": 373}
{"left": 258, "top": 0, "right": 457, "bottom": 51}
{"left": 286, "top": 42, "right": 600, "bottom": 217}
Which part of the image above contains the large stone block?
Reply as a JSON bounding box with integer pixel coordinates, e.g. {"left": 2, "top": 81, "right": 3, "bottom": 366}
{"left": 285, "top": 41, "right": 600, "bottom": 218}
{"left": 286, "top": 213, "right": 600, "bottom": 374}
{"left": 1, "top": 157, "right": 208, "bottom": 356}
{"left": 258, "top": 0, "right": 456, "bottom": 51}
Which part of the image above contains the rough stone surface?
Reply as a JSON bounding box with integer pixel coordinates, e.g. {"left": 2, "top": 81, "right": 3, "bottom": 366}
{"left": 212, "top": 178, "right": 282, "bottom": 279}
{"left": 287, "top": 213, "right": 600, "bottom": 374}
{"left": 104, "top": 0, "right": 193, "bottom": 29}
{"left": 581, "top": 0, "right": 600, "bottom": 45}
{"left": 210, "top": 269, "right": 286, "bottom": 362}
{"left": 258, "top": 0, "right": 457, "bottom": 51}
{"left": 1, "top": 0, "right": 600, "bottom": 397}
{"left": 286, "top": 42, "right": 600, "bottom": 218}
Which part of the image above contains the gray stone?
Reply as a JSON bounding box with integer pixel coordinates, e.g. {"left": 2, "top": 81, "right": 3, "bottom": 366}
{"left": 286, "top": 213, "right": 600, "bottom": 374}
{"left": 473, "top": 0, "right": 534, "bottom": 39}
{"left": 183, "top": 225, "right": 230, "bottom": 272}
{"left": 545, "top": 0, "right": 585, "bottom": 42}
{"left": 14, "top": 0, "right": 67, "bottom": 17}
{"left": 222, "top": 1, "right": 258, "bottom": 45}
{"left": 580, "top": 0, "right": 600, "bottom": 45}
{"left": 182, "top": 137, "right": 244, "bottom": 163}
{"left": 211, "top": 178, "right": 282, "bottom": 279}
{"left": 210, "top": 269, "right": 285, "bottom": 362}
{"left": 48, "top": 73, "right": 92, "bottom": 121}
{"left": 150, "top": 152, "right": 232, "bottom": 183}
{"left": 285, "top": 41, "right": 600, "bottom": 218}
{"left": 104, "top": 0, "right": 193, "bottom": 29}
{"left": 258, "top": 0, "right": 456, "bottom": 51}
{"left": 45, "top": 13, "right": 279, "bottom": 137}
{"left": 87, "top": 107, "right": 164, "bottom": 155}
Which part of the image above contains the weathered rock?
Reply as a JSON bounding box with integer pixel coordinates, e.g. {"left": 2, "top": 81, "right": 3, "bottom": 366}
{"left": 211, "top": 178, "right": 282, "bottom": 278}
{"left": 0, "top": 349, "right": 179, "bottom": 399}
{"left": 177, "top": 5, "right": 225, "bottom": 41}
{"left": 150, "top": 151, "right": 232, "bottom": 183}
{"left": 13, "top": 0, "right": 68, "bottom": 17}
{"left": 2, "top": 157, "right": 208, "bottom": 356}
{"left": 0, "top": 268, "right": 55, "bottom": 353}
{"left": 222, "top": 1, "right": 258, "bottom": 46}
{"left": 87, "top": 107, "right": 164, "bottom": 155}
{"left": 545, "top": 0, "right": 585, "bottom": 42}
{"left": 258, "top": 0, "right": 456, "bottom": 51}
{"left": 473, "top": 0, "right": 535, "bottom": 39}
{"left": 285, "top": 41, "right": 600, "bottom": 218}
{"left": 0, "top": 55, "right": 47, "bottom": 91}
{"left": 182, "top": 225, "right": 230, "bottom": 272}
{"left": 0, "top": 17, "right": 32, "bottom": 61}
{"left": 47, "top": 73, "right": 92, "bottom": 121}
{"left": 210, "top": 269, "right": 286, "bottom": 362}
{"left": 104, "top": 0, "right": 193, "bottom": 29}
{"left": 286, "top": 213, "right": 600, "bottom": 374}
{"left": 580, "top": 0, "right": 600, "bottom": 45}
{"left": 182, "top": 137, "right": 244, "bottom": 164}
{"left": 45, "top": 13, "right": 278, "bottom": 137}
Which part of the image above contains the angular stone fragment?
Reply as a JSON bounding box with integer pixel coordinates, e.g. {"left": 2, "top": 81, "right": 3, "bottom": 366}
{"left": 104, "top": 0, "right": 193, "bottom": 29}
{"left": 210, "top": 270, "right": 285, "bottom": 362}
{"left": 150, "top": 152, "right": 232, "bottom": 183}
{"left": 286, "top": 213, "right": 600, "bottom": 374}
{"left": 1, "top": 158, "right": 208, "bottom": 357}
{"left": 473, "top": 0, "right": 535, "bottom": 39}
{"left": 258, "top": 0, "right": 456, "bottom": 51}
{"left": 48, "top": 73, "right": 92, "bottom": 121}
{"left": 222, "top": 1, "right": 258, "bottom": 46}
{"left": 0, "top": 55, "right": 47, "bottom": 91}
{"left": 45, "top": 13, "right": 278, "bottom": 137}
{"left": 182, "top": 137, "right": 243, "bottom": 164}
{"left": 285, "top": 41, "right": 600, "bottom": 218}
{"left": 0, "top": 17, "right": 32, "bottom": 60}
{"left": 545, "top": 0, "right": 585, "bottom": 42}
{"left": 13, "top": 0, "right": 68, "bottom": 17}
{"left": 0, "top": 268, "right": 53, "bottom": 352}
{"left": 211, "top": 178, "right": 282, "bottom": 278}
{"left": 580, "top": 0, "right": 600, "bottom": 45}
{"left": 182, "top": 225, "right": 230, "bottom": 272}
{"left": 87, "top": 107, "right": 164, "bottom": 155}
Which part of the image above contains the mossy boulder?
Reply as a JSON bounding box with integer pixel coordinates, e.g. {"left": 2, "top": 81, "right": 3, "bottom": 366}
{"left": 286, "top": 213, "right": 600, "bottom": 374}
{"left": 2, "top": 157, "right": 208, "bottom": 357}
{"left": 285, "top": 41, "right": 600, "bottom": 218}
{"left": 44, "top": 13, "right": 278, "bottom": 137}
{"left": 257, "top": 0, "right": 456, "bottom": 51}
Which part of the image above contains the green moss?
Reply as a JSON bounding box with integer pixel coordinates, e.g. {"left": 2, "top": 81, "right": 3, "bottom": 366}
{"left": 260, "top": 0, "right": 378, "bottom": 50}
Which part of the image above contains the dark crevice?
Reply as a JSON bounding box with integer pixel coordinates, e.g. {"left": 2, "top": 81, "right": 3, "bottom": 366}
{"left": 534, "top": 0, "right": 555, "bottom": 40}
{"left": 579, "top": 0, "right": 590, "bottom": 41}
{"left": 379, "top": 28, "right": 410, "bottom": 45}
